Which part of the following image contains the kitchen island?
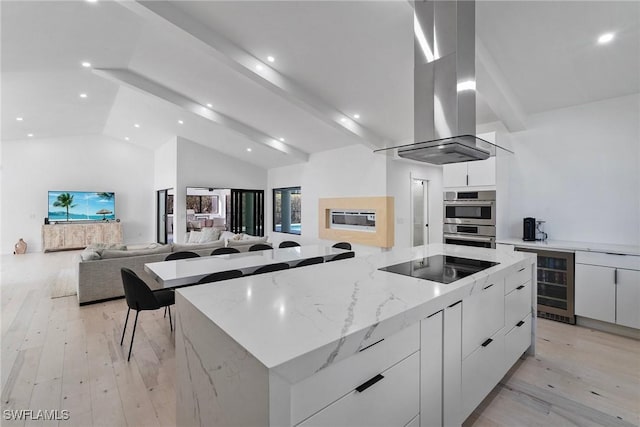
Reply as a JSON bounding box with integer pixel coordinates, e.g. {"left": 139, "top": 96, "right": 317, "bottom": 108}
{"left": 175, "top": 244, "right": 536, "bottom": 427}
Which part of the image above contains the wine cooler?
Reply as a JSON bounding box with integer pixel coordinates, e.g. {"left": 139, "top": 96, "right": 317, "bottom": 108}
{"left": 516, "top": 248, "right": 575, "bottom": 324}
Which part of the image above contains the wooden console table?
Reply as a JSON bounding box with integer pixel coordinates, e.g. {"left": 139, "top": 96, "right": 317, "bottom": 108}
{"left": 42, "top": 223, "right": 123, "bottom": 252}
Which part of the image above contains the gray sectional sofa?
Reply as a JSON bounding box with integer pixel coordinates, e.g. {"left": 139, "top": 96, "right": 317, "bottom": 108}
{"left": 77, "top": 237, "right": 270, "bottom": 305}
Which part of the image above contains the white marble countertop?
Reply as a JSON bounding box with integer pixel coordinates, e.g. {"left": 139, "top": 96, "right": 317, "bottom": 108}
{"left": 176, "top": 244, "right": 535, "bottom": 383}
{"left": 497, "top": 238, "right": 639, "bottom": 256}
{"left": 145, "top": 245, "right": 350, "bottom": 287}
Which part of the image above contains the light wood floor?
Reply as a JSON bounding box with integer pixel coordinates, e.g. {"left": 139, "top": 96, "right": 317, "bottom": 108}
{"left": 1, "top": 251, "right": 638, "bottom": 427}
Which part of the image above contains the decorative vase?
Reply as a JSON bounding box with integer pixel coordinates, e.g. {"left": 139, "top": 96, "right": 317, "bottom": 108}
{"left": 14, "top": 238, "right": 27, "bottom": 254}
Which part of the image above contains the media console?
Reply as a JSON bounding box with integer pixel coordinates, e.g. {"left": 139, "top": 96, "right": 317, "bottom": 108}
{"left": 42, "top": 222, "right": 123, "bottom": 252}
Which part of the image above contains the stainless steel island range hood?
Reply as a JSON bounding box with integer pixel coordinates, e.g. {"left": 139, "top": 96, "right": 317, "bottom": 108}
{"left": 375, "top": 0, "right": 511, "bottom": 165}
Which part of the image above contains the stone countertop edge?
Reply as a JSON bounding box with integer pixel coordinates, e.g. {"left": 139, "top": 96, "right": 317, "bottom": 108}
{"left": 497, "top": 238, "right": 640, "bottom": 256}
{"left": 176, "top": 244, "right": 535, "bottom": 384}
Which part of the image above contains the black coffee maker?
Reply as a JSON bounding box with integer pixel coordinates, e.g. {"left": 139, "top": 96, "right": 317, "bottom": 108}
{"left": 523, "top": 217, "right": 536, "bottom": 241}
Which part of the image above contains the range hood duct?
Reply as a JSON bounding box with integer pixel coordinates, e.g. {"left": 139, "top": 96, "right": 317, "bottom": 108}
{"left": 374, "top": 0, "right": 512, "bottom": 163}
{"left": 392, "top": 0, "right": 487, "bottom": 165}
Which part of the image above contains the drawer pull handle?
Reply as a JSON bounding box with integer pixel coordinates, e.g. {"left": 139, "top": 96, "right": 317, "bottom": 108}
{"left": 518, "top": 267, "right": 526, "bottom": 272}
{"left": 516, "top": 285, "right": 525, "bottom": 290}
{"left": 481, "top": 338, "right": 493, "bottom": 347}
{"left": 516, "top": 320, "right": 525, "bottom": 327}
{"left": 447, "top": 300, "right": 462, "bottom": 308}
{"left": 359, "top": 339, "right": 384, "bottom": 352}
{"left": 355, "top": 374, "right": 384, "bottom": 393}
{"left": 483, "top": 284, "right": 494, "bottom": 290}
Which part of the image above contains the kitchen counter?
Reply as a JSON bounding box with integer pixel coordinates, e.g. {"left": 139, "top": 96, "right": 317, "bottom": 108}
{"left": 175, "top": 244, "right": 536, "bottom": 426}
{"left": 497, "top": 238, "right": 640, "bottom": 256}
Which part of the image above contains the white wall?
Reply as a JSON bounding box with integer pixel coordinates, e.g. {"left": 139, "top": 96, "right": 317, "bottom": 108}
{"left": 0, "top": 134, "right": 155, "bottom": 253}
{"left": 268, "top": 144, "right": 400, "bottom": 252}
{"left": 267, "top": 145, "right": 388, "bottom": 252}
{"left": 174, "top": 137, "right": 267, "bottom": 243}
{"left": 479, "top": 93, "right": 640, "bottom": 245}
{"left": 386, "top": 157, "right": 444, "bottom": 248}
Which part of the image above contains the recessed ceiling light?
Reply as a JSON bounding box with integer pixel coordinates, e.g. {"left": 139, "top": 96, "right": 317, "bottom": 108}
{"left": 27, "top": 133, "right": 34, "bottom": 137}
{"left": 456, "top": 80, "right": 476, "bottom": 92}
{"left": 267, "top": 56, "right": 275, "bottom": 63}
{"left": 79, "top": 93, "right": 88, "bottom": 98}
{"left": 255, "top": 64, "right": 264, "bottom": 71}
{"left": 125, "top": 137, "right": 130, "bottom": 141}
{"left": 597, "top": 32, "right": 615, "bottom": 45}
{"left": 81, "top": 61, "right": 91, "bottom": 68}
{"left": 134, "top": 123, "right": 140, "bottom": 128}
{"left": 246, "top": 148, "right": 252, "bottom": 152}
{"left": 340, "top": 117, "right": 347, "bottom": 123}
{"left": 353, "top": 114, "right": 360, "bottom": 119}
{"left": 16, "top": 117, "right": 23, "bottom": 121}
{"left": 206, "top": 103, "right": 213, "bottom": 108}
{"left": 279, "top": 137, "right": 285, "bottom": 142}
{"left": 86, "top": 0, "right": 98, "bottom": 3}
{"left": 178, "top": 120, "right": 184, "bottom": 125}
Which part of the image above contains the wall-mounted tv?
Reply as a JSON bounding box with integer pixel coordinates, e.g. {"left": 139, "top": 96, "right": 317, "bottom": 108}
{"left": 48, "top": 191, "right": 115, "bottom": 222}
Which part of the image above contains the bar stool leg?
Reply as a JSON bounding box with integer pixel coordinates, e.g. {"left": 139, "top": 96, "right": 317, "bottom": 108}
{"left": 128, "top": 311, "right": 140, "bottom": 362}
{"left": 120, "top": 308, "right": 130, "bottom": 346}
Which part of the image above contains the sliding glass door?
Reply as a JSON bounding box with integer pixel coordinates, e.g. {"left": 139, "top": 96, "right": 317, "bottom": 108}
{"left": 230, "top": 189, "right": 264, "bottom": 236}
{"left": 156, "top": 188, "right": 173, "bottom": 244}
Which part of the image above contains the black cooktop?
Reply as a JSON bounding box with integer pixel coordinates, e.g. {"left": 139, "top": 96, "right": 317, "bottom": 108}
{"left": 379, "top": 255, "right": 499, "bottom": 284}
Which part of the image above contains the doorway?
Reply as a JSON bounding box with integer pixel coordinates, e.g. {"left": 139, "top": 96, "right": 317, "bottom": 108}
{"left": 157, "top": 188, "right": 174, "bottom": 244}
{"left": 230, "top": 189, "right": 265, "bottom": 236}
{"left": 411, "top": 178, "right": 429, "bottom": 247}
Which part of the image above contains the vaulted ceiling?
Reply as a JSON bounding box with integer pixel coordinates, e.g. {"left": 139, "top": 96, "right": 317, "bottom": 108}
{"left": 2, "top": 1, "right": 638, "bottom": 169}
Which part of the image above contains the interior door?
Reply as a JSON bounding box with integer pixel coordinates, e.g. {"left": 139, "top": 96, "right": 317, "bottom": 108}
{"left": 230, "top": 189, "right": 265, "bottom": 236}
{"left": 156, "top": 189, "right": 172, "bottom": 244}
{"left": 412, "top": 179, "right": 429, "bottom": 247}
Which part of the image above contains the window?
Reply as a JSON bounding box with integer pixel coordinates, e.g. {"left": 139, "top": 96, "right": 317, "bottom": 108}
{"left": 273, "top": 187, "right": 301, "bottom": 235}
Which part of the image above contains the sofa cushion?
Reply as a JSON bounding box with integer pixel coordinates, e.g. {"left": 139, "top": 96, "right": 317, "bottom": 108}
{"left": 80, "top": 250, "right": 102, "bottom": 261}
{"left": 171, "top": 240, "right": 225, "bottom": 252}
{"left": 100, "top": 245, "right": 171, "bottom": 259}
{"left": 86, "top": 242, "right": 127, "bottom": 251}
{"left": 201, "top": 227, "right": 221, "bottom": 242}
{"left": 187, "top": 231, "right": 203, "bottom": 244}
{"left": 226, "top": 236, "right": 269, "bottom": 247}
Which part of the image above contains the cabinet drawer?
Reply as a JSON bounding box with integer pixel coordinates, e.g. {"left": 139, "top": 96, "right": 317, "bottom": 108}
{"left": 461, "top": 329, "right": 505, "bottom": 420}
{"left": 504, "top": 313, "right": 531, "bottom": 369}
{"left": 576, "top": 251, "right": 640, "bottom": 270}
{"left": 298, "top": 352, "right": 420, "bottom": 427}
{"left": 505, "top": 281, "right": 531, "bottom": 330}
{"left": 462, "top": 279, "right": 504, "bottom": 359}
{"left": 292, "top": 323, "right": 419, "bottom": 424}
{"left": 505, "top": 264, "right": 532, "bottom": 294}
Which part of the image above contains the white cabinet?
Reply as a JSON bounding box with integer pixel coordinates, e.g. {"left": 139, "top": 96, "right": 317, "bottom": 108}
{"left": 575, "top": 264, "right": 616, "bottom": 323}
{"left": 575, "top": 251, "right": 640, "bottom": 329}
{"left": 420, "top": 301, "right": 463, "bottom": 427}
{"left": 298, "top": 352, "right": 420, "bottom": 427}
{"left": 462, "top": 277, "right": 504, "bottom": 358}
{"left": 617, "top": 269, "right": 640, "bottom": 329}
{"left": 443, "top": 157, "right": 496, "bottom": 189}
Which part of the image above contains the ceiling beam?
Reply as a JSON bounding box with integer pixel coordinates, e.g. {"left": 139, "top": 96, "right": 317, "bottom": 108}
{"left": 93, "top": 68, "right": 309, "bottom": 161}
{"left": 116, "top": 0, "right": 389, "bottom": 149}
{"left": 476, "top": 37, "right": 528, "bottom": 132}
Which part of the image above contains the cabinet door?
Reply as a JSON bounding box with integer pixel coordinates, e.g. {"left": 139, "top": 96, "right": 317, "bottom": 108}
{"left": 64, "top": 225, "right": 86, "bottom": 249}
{"left": 443, "top": 163, "right": 468, "bottom": 188}
{"left": 616, "top": 269, "right": 640, "bottom": 329}
{"left": 575, "top": 264, "right": 615, "bottom": 323}
{"left": 298, "top": 352, "right": 419, "bottom": 427}
{"left": 467, "top": 157, "right": 496, "bottom": 187}
{"left": 420, "top": 312, "right": 442, "bottom": 427}
{"left": 84, "top": 224, "right": 104, "bottom": 245}
{"left": 443, "top": 302, "right": 462, "bottom": 427}
{"left": 43, "top": 226, "right": 65, "bottom": 251}
{"left": 462, "top": 278, "right": 504, "bottom": 358}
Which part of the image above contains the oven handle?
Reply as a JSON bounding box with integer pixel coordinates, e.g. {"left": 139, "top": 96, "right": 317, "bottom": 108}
{"left": 444, "top": 234, "right": 495, "bottom": 242}
{"left": 444, "top": 200, "right": 495, "bottom": 206}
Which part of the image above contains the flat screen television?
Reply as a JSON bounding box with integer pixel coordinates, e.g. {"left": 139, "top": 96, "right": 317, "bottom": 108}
{"left": 48, "top": 191, "right": 115, "bottom": 222}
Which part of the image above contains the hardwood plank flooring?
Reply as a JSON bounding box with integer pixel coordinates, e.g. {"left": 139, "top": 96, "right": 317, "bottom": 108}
{"left": 1, "top": 251, "right": 638, "bottom": 426}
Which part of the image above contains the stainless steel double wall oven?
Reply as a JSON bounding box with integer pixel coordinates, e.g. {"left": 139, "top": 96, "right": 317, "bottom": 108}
{"left": 443, "top": 190, "right": 496, "bottom": 248}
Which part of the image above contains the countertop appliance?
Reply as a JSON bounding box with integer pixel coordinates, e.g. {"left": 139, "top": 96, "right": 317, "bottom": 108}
{"left": 379, "top": 255, "right": 499, "bottom": 284}
{"left": 523, "top": 217, "right": 536, "bottom": 241}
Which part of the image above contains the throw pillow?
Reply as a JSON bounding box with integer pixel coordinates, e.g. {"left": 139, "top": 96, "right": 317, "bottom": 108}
{"left": 188, "top": 231, "right": 203, "bottom": 244}
{"left": 200, "top": 227, "right": 220, "bottom": 243}
{"left": 220, "top": 231, "right": 237, "bottom": 242}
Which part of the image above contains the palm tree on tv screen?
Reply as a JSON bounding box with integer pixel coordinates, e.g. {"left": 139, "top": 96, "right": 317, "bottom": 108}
{"left": 53, "top": 192, "right": 77, "bottom": 222}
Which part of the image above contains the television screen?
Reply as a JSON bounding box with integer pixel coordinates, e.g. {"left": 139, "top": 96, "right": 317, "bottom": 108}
{"left": 48, "top": 191, "right": 115, "bottom": 222}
